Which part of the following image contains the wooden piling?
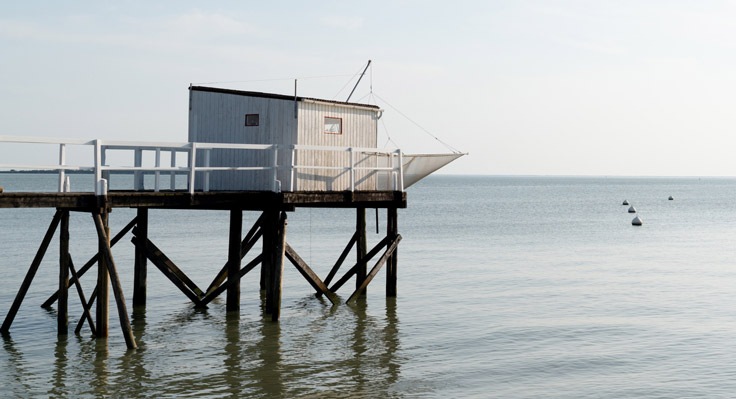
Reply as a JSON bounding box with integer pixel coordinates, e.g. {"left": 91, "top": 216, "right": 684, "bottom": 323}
{"left": 356, "top": 207, "right": 367, "bottom": 296}
{"left": 1, "top": 211, "right": 61, "bottom": 333}
{"left": 93, "top": 212, "right": 136, "bottom": 349}
{"left": 96, "top": 210, "right": 109, "bottom": 338}
{"left": 387, "top": 207, "right": 398, "bottom": 297}
{"left": 58, "top": 210, "right": 69, "bottom": 335}
{"left": 266, "top": 212, "right": 287, "bottom": 321}
{"left": 227, "top": 209, "right": 243, "bottom": 312}
{"left": 260, "top": 211, "right": 271, "bottom": 292}
{"left": 133, "top": 208, "right": 148, "bottom": 308}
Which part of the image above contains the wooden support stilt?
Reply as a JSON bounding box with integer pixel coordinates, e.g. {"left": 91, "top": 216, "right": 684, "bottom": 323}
{"left": 133, "top": 208, "right": 148, "bottom": 308}
{"left": 386, "top": 207, "right": 398, "bottom": 297}
{"left": 131, "top": 236, "right": 204, "bottom": 306}
{"left": 227, "top": 209, "right": 243, "bottom": 312}
{"left": 284, "top": 243, "right": 338, "bottom": 305}
{"left": 75, "top": 287, "right": 97, "bottom": 335}
{"left": 68, "top": 255, "right": 95, "bottom": 336}
{"left": 58, "top": 210, "right": 69, "bottom": 335}
{"left": 92, "top": 212, "right": 137, "bottom": 349}
{"left": 206, "top": 213, "right": 263, "bottom": 295}
{"left": 260, "top": 211, "right": 272, "bottom": 292}
{"left": 1, "top": 211, "right": 62, "bottom": 333}
{"left": 41, "top": 216, "right": 137, "bottom": 308}
{"left": 200, "top": 254, "right": 263, "bottom": 306}
{"left": 96, "top": 210, "right": 109, "bottom": 338}
{"left": 347, "top": 235, "right": 402, "bottom": 303}
{"left": 320, "top": 232, "right": 358, "bottom": 294}
{"left": 266, "top": 212, "right": 287, "bottom": 321}
{"left": 356, "top": 207, "right": 367, "bottom": 296}
{"left": 329, "top": 235, "right": 391, "bottom": 294}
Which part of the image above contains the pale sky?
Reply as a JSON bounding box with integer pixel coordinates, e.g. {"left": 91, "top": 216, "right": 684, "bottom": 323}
{"left": 2, "top": 1, "right": 736, "bottom": 176}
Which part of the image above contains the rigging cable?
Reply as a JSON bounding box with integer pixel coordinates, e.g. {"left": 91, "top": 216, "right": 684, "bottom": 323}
{"left": 371, "top": 92, "right": 462, "bottom": 154}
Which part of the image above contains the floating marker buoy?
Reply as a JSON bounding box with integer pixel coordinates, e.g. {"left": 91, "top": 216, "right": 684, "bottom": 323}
{"left": 632, "top": 215, "right": 642, "bottom": 226}
{"left": 628, "top": 206, "right": 636, "bottom": 213}
{"left": 668, "top": 196, "right": 674, "bottom": 200}
{"left": 622, "top": 200, "right": 629, "bottom": 205}
{"left": 0, "top": 186, "right": 3, "bottom": 193}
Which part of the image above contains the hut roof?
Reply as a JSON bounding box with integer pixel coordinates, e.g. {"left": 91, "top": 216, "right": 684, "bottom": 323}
{"left": 190, "top": 86, "right": 381, "bottom": 110}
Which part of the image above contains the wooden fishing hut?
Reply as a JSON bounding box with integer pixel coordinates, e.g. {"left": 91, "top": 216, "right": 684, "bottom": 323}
{"left": 0, "top": 86, "right": 412, "bottom": 350}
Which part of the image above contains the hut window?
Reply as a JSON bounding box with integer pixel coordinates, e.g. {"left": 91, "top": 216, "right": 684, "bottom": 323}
{"left": 245, "top": 114, "right": 259, "bottom": 127}
{"left": 325, "top": 117, "right": 342, "bottom": 134}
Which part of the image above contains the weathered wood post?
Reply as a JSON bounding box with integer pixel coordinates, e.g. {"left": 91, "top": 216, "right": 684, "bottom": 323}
{"left": 133, "top": 208, "right": 148, "bottom": 308}
{"left": 266, "top": 212, "right": 287, "bottom": 321}
{"left": 260, "top": 211, "right": 271, "bottom": 292}
{"left": 96, "top": 209, "right": 110, "bottom": 337}
{"left": 356, "top": 207, "right": 367, "bottom": 296}
{"left": 386, "top": 207, "right": 398, "bottom": 297}
{"left": 58, "top": 210, "right": 69, "bottom": 335}
{"left": 227, "top": 209, "right": 243, "bottom": 312}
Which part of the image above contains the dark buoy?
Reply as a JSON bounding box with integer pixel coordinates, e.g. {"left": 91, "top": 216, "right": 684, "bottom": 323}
{"left": 632, "top": 215, "right": 642, "bottom": 226}
{"left": 628, "top": 206, "right": 636, "bottom": 213}
{"left": 668, "top": 196, "right": 674, "bottom": 200}
{"left": 622, "top": 200, "right": 629, "bottom": 205}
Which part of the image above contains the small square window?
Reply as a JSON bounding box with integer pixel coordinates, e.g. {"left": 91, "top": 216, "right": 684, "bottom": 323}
{"left": 245, "top": 114, "right": 259, "bottom": 126}
{"left": 325, "top": 117, "right": 342, "bottom": 134}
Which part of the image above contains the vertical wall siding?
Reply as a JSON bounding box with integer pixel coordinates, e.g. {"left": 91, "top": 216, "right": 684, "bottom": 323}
{"left": 188, "top": 91, "right": 296, "bottom": 191}
{"left": 295, "top": 102, "right": 378, "bottom": 191}
{"left": 188, "top": 90, "right": 380, "bottom": 192}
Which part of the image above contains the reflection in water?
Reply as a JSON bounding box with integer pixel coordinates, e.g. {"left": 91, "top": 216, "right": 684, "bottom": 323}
{"left": 49, "top": 335, "right": 68, "bottom": 398}
{"left": 1, "top": 334, "right": 33, "bottom": 394}
{"left": 0, "top": 297, "right": 402, "bottom": 397}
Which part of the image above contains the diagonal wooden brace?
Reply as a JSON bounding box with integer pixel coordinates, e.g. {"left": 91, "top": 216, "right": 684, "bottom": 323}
{"left": 346, "top": 234, "right": 402, "bottom": 303}
{"left": 205, "top": 217, "right": 264, "bottom": 295}
{"left": 131, "top": 235, "right": 204, "bottom": 307}
{"left": 75, "top": 286, "right": 97, "bottom": 335}
{"left": 328, "top": 235, "right": 391, "bottom": 294}
{"left": 320, "top": 232, "right": 358, "bottom": 291}
{"left": 68, "top": 254, "right": 96, "bottom": 336}
{"left": 284, "top": 243, "right": 339, "bottom": 305}
{"left": 1, "top": 211, "right": 62, "bottom": 333}
{"left": 42, "top": 216, "right": 138, "bottom": 308}
{"left": 200, "top": 254, "right": 264, "bottom": 307}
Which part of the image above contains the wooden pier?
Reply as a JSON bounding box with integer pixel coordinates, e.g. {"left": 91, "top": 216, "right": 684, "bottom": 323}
{"left": 0, "top": 190, "right": 405, "bottom": 350}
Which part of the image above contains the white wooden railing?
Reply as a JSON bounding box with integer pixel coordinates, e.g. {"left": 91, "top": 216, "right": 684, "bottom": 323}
{"left": 0, "top": 136, "right": 404, "bottom": 194}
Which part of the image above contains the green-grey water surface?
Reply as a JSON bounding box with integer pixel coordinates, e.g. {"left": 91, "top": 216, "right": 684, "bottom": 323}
{"left": 2, "top": 174, "right": 736, "bottom": 397}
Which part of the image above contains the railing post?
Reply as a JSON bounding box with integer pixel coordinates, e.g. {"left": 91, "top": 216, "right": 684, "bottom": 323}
{"left": 188, "top": 143, "right": 197, "bottom": 194}
{"left": 349, "top": 148, "right": 355, "bottom": 192}
{"left": 203, "top": 149, "right": 210, "bottom": 193}
{"left": 170, "top": 150, "right": 177, "bottom": 190}
{"left": 397, "top": 150, "right": 404, "bottom": 191}
{"left": 154, "top": 148, "right": 161, "bottom": 192}
{"left": 134, "top": 148, "right": 143, "bottom": 191}
{"left": 94, "top": 140, "right": 102, "bottom": 195}
{"left": 290, "top": 146, "right": 296, "bottom": 192}
{"left": 58, "top": 144, "right": 66, "bottom": 193}
{"left": 272, "top": 146, "right": 279, "bottom": 192}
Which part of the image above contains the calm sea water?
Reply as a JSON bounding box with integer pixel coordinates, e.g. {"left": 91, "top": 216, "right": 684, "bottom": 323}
{"left": 1, "top": 174, "right": 736, "bottom": 398}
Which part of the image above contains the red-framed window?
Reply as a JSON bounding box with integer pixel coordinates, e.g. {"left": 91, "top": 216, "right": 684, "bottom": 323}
{"left": 324, "top": 116, "right": 342, "bottom": 134}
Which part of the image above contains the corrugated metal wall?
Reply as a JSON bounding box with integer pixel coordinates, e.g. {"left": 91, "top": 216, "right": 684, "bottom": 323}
{"left": 189, "top": 90, "right": 296, "bottom": 191}
{"left": 188, "top": 90, "right": 380, "bottom": 192}
{"left": 295, "top": 102, "right": 378, "bottom": 191}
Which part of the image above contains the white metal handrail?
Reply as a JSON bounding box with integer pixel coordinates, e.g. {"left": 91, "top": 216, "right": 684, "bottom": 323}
{"left": 0, "top": 136, "right": 404, "bottom": 194}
